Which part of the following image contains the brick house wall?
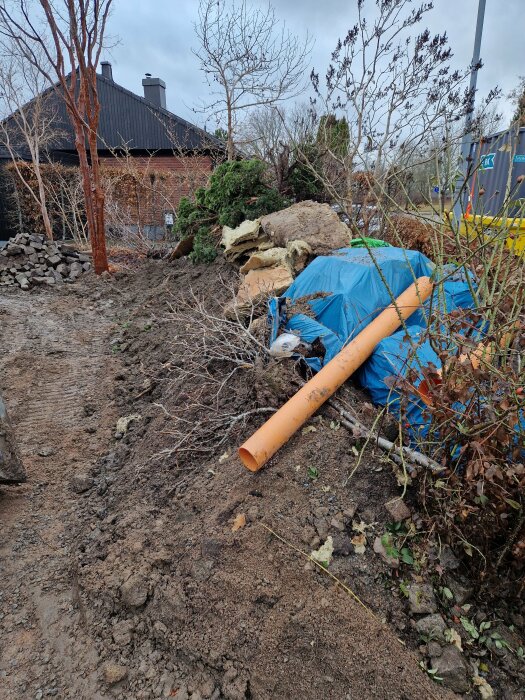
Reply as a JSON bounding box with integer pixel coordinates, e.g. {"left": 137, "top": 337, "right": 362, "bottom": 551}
{"left": 99, "top": 152, "right": 213, "bottom": 231}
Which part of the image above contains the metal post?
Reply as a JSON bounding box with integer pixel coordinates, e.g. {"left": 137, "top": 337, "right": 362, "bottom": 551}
{"left": 453, "top": 0, "right": 487, "bottom": 227}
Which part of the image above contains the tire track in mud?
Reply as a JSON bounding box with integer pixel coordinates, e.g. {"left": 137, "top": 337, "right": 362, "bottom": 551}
{"left": 0, "top": 288, "right": 119, "bottom": 700}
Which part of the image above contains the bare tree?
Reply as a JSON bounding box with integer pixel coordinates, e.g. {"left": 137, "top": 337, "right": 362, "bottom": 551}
{"left": 308, "top": 0, "right": 493, "bottom": 218}
{"left": 509, "top": 76, "right": 525, "bottom": 127}
{"left": 239, "top": 103, "right": 318, "bottom": 192}
{"left": 0, "top": 0, "right": 113, "bottom": 273}
{"left": 0, "top": 42, "right": 60, "bottom": 239}
{"left": 193, "top": 0, "right": 312, "bottom": 161}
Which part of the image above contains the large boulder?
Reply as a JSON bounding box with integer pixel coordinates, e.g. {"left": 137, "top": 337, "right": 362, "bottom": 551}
{"left": 260, "top": 201, "right": 351, "bottom": 255}
{"left": 0, "top": 395, "right": 26, "bottom": 484}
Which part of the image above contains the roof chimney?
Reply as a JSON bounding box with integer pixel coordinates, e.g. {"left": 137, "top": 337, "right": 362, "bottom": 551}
{"left": 101, "top": 61, "right": 113, "bottom": 81}
{"left": 142, "top": 74, "right": 166, "bottom": 109}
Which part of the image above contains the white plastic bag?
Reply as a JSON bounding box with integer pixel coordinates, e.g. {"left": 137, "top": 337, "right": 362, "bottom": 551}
{"left": 269, "top": 332, "right": 303, "bottom": 358}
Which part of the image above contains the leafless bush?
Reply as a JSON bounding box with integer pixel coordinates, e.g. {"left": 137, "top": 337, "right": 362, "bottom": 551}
{"left": 151, "top": 288, "right": 275, "bottom": 465}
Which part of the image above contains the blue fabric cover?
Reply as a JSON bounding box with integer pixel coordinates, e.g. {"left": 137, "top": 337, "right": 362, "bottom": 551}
{"left": 269, "top": 246, "right": 524, "bottom": 456}
{"left": 268, "top": 247, "right": 479, "bottom": 448}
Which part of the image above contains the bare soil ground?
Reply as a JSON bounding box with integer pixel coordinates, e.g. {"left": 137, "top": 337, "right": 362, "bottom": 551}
{"left": 0, "top": 285, "right": 119, "bottom": 699}
{"left": 0, "top": 259, "right": 519, "bottom": 699}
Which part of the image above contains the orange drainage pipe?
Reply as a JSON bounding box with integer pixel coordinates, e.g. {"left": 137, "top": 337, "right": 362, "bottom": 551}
{"left": 239, "top": 277, "right": 433, "bottom": 471}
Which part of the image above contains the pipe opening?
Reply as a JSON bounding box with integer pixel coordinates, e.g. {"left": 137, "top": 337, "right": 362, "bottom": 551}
{"left": 238, "top": 447, "right": 260, "bottom": 472}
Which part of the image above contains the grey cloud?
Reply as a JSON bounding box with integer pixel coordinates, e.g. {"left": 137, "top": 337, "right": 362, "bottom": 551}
{"left": 106, "top": 0, "right": 522, "bottom": 126}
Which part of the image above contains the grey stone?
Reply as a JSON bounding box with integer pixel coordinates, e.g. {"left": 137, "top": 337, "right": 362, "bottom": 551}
{"left": 407, "top": 583, "right": 437, "bottom": 614}
{"left": 448, "top": 577, "right": 473, "bottom": 605}
{"left": 6, "top": 244, "right": 23, "bottom": 256}
{"left": 439, "top": 546, "right": 460, "bottom": 571}
{"left": 103, "top": 662, "right": 128, "bottom": 686}
{"left": 427, "top": 641, "right": 443, "bottom": 658}
{"left": 332, "top": 534, "right": 353, "bottom": 556}
{"left": 415, "top": 614, "right": 447, "bottom": 642}
{"left": 384, "top": 498, "right": 411, "bottom": 522}
{"left": 314, "top": 517, "right": 329, "bottom": 540}
{"left": 430, "top": 645, "right": 469, "bottom": 693}
{"left": 112, "top": 619, "right": 133, "bottom": 646}
{"left": 70, "top": 472, "right": 94, "bottom": 494}
{"left": 330, "top": 516, "right": 345, "bottom": 531}
{"left": 38, "top": 447, "right": 55, "bottom": 457}
{"left": 120, "top": 573, "right": 149, "bottom": 608}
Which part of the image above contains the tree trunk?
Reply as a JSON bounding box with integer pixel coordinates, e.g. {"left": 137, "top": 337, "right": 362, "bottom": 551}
{"left": 73, "top": 123, "right": 109, "bottom": 274}
{"left": 34, "top": 164, "right": 53, "bottom": 239}
{"left": 227, "top": 100, "right": 234, "bottom": 161}
{"left": 87, "top": 127, "right": 109, "bottom": 274}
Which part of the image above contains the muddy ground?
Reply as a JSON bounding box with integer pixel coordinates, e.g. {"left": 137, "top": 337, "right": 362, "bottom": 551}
{"left": 0, "top": 258, "right": 523, "bottom": 699}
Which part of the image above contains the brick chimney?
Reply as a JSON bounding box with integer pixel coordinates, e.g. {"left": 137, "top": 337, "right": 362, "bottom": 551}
{"left": 101, "top": 61, "right": 113, "bottom": 81}
{"left": 142, "top": 74, "right": 166, "bottom": 109}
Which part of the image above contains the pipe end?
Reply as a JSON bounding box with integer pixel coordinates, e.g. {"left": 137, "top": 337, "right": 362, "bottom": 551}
{"left": 238, "top": 447, "right": 261, "bottom": 472}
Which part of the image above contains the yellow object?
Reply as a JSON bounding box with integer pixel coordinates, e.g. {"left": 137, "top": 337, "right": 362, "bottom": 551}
{"left": 238, "top": 277, "right": 433, "bottom": 471}
{"left": 461, "top": 214, "right": 525, "bottom": 255}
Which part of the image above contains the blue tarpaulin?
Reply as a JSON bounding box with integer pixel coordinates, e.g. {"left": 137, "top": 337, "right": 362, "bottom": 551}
{"left": 269, "top": 245, "right": 525, "bottom": 456}
{"left": 268, "top": 246, "right": 479, "bottom": 447}
{"left": 269, "top": 247, "right": 438, "bottom": 372}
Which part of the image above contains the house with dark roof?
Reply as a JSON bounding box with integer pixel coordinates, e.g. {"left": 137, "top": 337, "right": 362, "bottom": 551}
{"left": 0, "top": 62, "right": 225, "bottom": 239}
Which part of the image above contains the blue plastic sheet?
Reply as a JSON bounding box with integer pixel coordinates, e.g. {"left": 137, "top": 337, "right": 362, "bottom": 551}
{"left": 269, "top": 247, "right": 438, "bottom": 371}
{"left": 269, "top": 245, "right": 525, "bottom": 457}
{"left": 268, "top": 246, "right": 479, "bottom": 447}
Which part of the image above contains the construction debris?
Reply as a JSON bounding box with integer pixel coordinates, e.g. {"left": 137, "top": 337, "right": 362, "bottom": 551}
{"left": 260, "top": 200, "right": 351, "bottom": 254}
{"left": 221, "top": 218, "right": 270, "bottom": 261}
{"left": 0, "top": 233, "right": 92, "bottom": 290}
{"left": 226, "top": 265, "right": 294, "bottom": 319}
{"left": 239, "top": 240, "right": 312, "bottom": 275}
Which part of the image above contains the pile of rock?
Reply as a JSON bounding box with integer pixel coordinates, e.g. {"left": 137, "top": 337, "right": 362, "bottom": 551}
{"left": 0, "top": 233, "right": 92, "bottom": 290}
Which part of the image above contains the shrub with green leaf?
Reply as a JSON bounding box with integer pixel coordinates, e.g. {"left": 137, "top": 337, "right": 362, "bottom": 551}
{"left": 174, "top": 159, "right": 288, "bottom": 263}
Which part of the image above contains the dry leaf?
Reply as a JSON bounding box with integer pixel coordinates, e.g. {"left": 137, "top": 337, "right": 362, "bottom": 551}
{"left": 218, "top": 450, "right": 230, "bottom": 464}
{"left": 310, "top": 536, "right": 334, "bottom": 566}
{"left": 231, "top": 513, "right": 246, "bottom": 532}
{"left": 351, "top": 533, "right": 367, "bottom": 554}
{"left": 473, "top": 675, "right": 494, "bottom": 699}
{"left": 301, "top": 425, "right": 317, "bottom": 435}
{"left": 115, "top": 413, "right": 141, "bottom": 435}
{"left": 445, "top": 628, "right": 463, "bottom": 651}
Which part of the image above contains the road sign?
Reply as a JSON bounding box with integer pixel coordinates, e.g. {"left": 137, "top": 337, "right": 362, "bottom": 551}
{"left": 513, "top": 154, "right": 525, "bottom": 164}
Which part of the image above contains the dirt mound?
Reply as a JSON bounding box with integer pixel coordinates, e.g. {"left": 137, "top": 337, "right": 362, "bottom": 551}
{"left": 63, "top": 259, "right": 454, "bottom": 700}
{"left": 2, "top": 257, "right": 522, "bottom": 698}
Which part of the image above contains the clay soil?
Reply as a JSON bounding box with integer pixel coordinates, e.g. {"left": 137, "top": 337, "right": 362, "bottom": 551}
{"left": 0, "top": 258, "right": 471, "bottom": 699}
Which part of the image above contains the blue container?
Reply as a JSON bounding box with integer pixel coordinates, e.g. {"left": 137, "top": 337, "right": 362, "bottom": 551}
{"left": 468, "top": 126, "right": 525, "bottom": 217}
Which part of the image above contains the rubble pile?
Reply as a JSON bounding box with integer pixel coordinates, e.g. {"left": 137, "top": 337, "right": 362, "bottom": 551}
{"left": 221, "top": 201, "right": 351, "bottom": 317}
{"left": 0, "top": 233, "right": 92, "bottom": 290}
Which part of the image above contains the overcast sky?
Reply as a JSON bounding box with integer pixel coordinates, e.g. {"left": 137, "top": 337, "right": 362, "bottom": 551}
{"left": 104, "top": 0, "right": 522, "bottom": 128}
